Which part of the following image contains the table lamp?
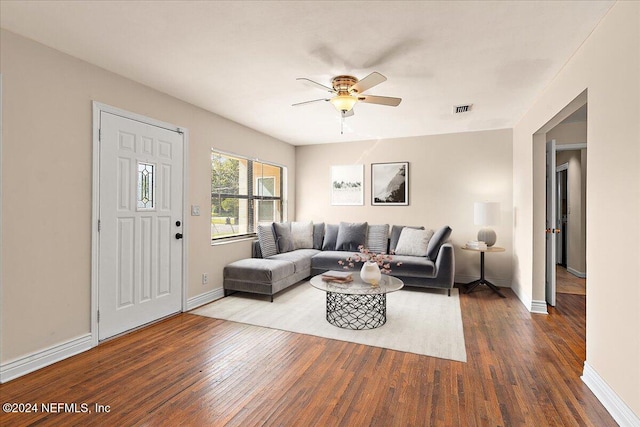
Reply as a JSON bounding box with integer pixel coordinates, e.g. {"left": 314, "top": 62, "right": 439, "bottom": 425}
{"left": 474, "top": 202, "right": 500, "bottom": 247}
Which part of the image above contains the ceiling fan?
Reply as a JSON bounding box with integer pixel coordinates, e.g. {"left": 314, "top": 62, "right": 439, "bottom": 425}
{"left": 292, "top": 72, "right": 402, "bottom": 118}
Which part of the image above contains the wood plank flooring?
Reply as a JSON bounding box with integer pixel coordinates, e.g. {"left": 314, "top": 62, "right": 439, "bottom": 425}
{"left": 556, "top": 266, "right": 587, "bottom": 295}
{"left": 0, "top": 287, "right": 616, "bottom": 426}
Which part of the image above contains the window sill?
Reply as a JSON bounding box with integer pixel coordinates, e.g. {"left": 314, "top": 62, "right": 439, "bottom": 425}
{"left": 211, "top": 236, "right": 257, "bottom": 247}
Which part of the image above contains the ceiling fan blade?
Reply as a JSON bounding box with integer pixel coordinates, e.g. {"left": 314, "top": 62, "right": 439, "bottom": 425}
{"left": 350, "top": 72, "right": 387, "bottom": 94}
{"left": 292, "top": 98, "right": 330, "bottom": 107}
{"left": 359, "top": 95, "right": 402, "bottom": 107}
{"left": 341, "top": 109, "right": 354, "bottom": 118}
{"left": 296, "top": 77, "right": 335, "bottom": 93}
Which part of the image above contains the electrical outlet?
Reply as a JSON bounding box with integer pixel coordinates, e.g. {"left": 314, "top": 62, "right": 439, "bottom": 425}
{"left": 202, "top": 273, "right": 208, "bottom": 285}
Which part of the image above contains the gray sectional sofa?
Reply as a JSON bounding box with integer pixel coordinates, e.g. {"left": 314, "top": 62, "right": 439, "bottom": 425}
{"left": 223, "top": 221, "right": 454, "bottom": 301}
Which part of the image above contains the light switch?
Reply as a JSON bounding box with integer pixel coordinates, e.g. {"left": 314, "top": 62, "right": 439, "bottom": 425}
{"left": 191, "top": 205, "right": 200, "bottom": 216}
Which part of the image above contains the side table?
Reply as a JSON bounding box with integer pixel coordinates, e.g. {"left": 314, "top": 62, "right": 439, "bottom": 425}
{"left": 461, "top": 246, "right": 506, "bottom": 298}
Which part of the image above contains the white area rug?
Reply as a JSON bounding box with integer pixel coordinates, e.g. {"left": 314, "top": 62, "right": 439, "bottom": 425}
{"left": 191, "top": 282, "right": 467, "bottom": 362}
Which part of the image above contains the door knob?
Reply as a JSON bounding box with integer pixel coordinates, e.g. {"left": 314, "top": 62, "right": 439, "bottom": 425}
{"left": 175, "top": 233, "right": 183, "bottom": 240}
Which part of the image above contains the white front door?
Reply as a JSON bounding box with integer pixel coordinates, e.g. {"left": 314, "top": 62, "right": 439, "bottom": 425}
{"left": 546, "top": 139, "right": 557, "bottom": 306}
{"left": 98, "top": 112, "right": 184, "bottom": 340}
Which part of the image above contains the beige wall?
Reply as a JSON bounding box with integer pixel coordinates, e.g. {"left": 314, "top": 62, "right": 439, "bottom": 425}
{"left": 295, "top": 129, "right": 514, "bottom": 284}
{"left": 0, "top": 30, "right": 295, "bottom": 363}
{"left": 512, "top": 2, "right": 639, "bottom": 416}
{"left": 547, "top": 121, "right": 587, "bottom": 144}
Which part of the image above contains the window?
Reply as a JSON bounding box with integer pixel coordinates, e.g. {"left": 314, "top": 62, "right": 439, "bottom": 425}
{"left": 211, "top": 151, "right": 285, "bottom": 241}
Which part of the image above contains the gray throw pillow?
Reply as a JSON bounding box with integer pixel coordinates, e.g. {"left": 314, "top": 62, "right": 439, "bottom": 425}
{"left": 366, "top": 224, "right": 389, "bottom": 253}
{"left": 291, "top": 221, "right": 314, "bottom": 249}
{"left": 395, "top": 228, "right": 434, "bottom": 257}
{"left": 389, "top": 225, "right": 425, "bottom": 253}
{"left": 322, "top": 224, "right": 339, "bottom": 251}
{"left": 427, "top": 225, "right": 452, "bottom": 260}
{"left": 313, "top": 222, "right": 325, "bottom": 250}
{"left": 273, "top": 222, "right": 294, "bottom": 253}
{"left": 257, "top": 224, "right": 278, "bottom": 258}
{"left": 335, "top": 222, "right": 368, "bottom": 252}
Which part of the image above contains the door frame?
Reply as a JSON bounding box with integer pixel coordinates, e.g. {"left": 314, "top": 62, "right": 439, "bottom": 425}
{"left": 545, "top": 139, "right": 557, "bottom": 307}
{"left": 91, "top": 102, "right": 189, "bottom": 346}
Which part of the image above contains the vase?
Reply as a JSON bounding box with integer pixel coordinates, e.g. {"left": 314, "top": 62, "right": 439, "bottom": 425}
{"left": 360, "top": 260, "right": 382, "bottom": 285}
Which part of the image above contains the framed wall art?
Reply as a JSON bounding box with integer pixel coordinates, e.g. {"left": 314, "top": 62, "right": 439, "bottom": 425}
{"left": 331, "top": 164, "right": 364, "bottom": 206}
{"left": 371, "top": 162, "right": 409, "bottom": 206}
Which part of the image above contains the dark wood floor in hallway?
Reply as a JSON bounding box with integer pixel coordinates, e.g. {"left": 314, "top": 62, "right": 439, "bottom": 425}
{"left": 0, "top": 287, "right": 616, "bottom": 426}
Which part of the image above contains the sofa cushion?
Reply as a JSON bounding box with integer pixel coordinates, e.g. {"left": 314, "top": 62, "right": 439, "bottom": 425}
{"left": 366, "top": 224, "right": 389, "bottom": 253}
{"left": 256, "top": 224, "right": 278, "bottom": 258}
{"left": 322, "top": 223, "right": 340, "bottom": 251}
{"left": 335, "top": 221, "right": 368, "bottom": 251}
{"left": 311, "top": 251, "right": 362, "bottom": 271}
{"left": 224, "top": 258, "right": 295, "bottom": 283}
{"left": 273, "top": 222, "right": 294, "bottom": 253}
{"left": 313, "top": 222, "right": 325, "bottom": 249}
{"left": 389, "top": 255, "right": 436, "bottom": 278}
{"left": 427, "top": 225, "right": 453, "bottom": 260}
{"left": 395, "top": 228, "right": 434, "bottom": 257}
{"left": 268, "top": 249, "right": 320, "bottom": 273}
{"left": 390, "top": 225, "right": 425, "bottom": 253}
{"left": 292, "top": 221, "right": 313, "bottom": 249}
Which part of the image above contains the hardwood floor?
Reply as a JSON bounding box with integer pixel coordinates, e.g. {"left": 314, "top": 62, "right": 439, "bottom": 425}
{"left": 1, "top": 287, "right": 616, "bottom": 426}
{"left": 556, "top": 266, "right": 587, "bottom": 295}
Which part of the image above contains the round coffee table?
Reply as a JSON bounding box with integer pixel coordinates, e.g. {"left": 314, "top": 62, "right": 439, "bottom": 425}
{"left": 309, "top": 273, "right": 404, "bottom": 330}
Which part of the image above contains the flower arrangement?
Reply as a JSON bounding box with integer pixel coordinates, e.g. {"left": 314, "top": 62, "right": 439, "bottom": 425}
{"left": 338, "top": 245, "right": 402, "bottom": 274}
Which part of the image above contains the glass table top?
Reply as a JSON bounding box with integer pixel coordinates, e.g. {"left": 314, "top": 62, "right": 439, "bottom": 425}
{"left": 310, "top": 273, "right": 404, "bottom": 295}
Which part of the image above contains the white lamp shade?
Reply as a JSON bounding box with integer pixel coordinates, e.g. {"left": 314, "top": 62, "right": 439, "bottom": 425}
{"left": 474, "top": 202, "right": 500, "bottom": 226}
{"left": 330, "top": 95, "right": 358, "bottom": 112}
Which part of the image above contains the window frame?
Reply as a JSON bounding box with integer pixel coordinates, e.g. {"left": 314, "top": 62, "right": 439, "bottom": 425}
{"left": 211, "top": 149, "right": 286, "bottom": 243}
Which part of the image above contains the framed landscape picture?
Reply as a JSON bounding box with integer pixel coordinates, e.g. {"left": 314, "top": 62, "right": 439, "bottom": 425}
{"left": 331, "top": 164, "right": 364, "bottom": 205}
{"left": 372, "top": 162, "right": 409, "bottom": 206}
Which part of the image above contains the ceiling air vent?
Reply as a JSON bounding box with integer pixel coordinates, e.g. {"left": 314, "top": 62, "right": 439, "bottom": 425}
{"left": 453, "top": 104, "right": 472, "bottom": 114}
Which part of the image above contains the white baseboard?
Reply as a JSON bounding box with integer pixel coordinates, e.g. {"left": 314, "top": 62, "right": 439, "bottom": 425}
{"left": 186, "top": 287, "right": 224, "bottom": 311}
{"left": 510, "top": 283, "right": 549, "bottom": 314}
{"left": 530, "top": 300, "right": 549, "bottom": 314}
{"left": 582, "top": 362, "right": 640, "bottom": 427}
{"left": 567, "top": 267, "right": 587, "bottom": 278}
{"left": 0, "top": 334, "right": 92, "bottom": 383}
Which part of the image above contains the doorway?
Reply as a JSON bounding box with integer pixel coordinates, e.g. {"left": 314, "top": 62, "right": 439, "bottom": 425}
{"left": 557, "top": 164, "right": 568, "bottom": 268}
{"left": 544, "top": 104, "right": 588, "bottom": 306}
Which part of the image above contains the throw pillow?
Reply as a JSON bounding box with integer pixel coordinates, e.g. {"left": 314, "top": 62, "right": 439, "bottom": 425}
{"left": 273, "top": 222, "right": 294, "bottom": 253}
{"left": 335, "top": 222, "right": 368, "bottom": 251}
{"left": 395, "top": 227, "right": 434, "bottom": 257}
{"left": 427, "top": 225, "right": 453, "bottom": 260}
{"left": 322, "top": 224, "right": 339, "bottom": 251}
{"left": 366, "top": 224, "right": 390, "bottom": 253}
{"left": 291, "top": 221, "right": 314, "bottom": 249}
{"left": 313, "top": 222, "right": 325, "bottom": 250}
{"left": 257, "top": 224, "right": 278, "bottom": 258}
{"left": 389, "top": 225, "right": 425, "bottom": 253}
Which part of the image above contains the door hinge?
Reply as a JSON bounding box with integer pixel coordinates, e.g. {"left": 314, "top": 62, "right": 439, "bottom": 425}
{"left": 98, "top": 129, "right": 101, "bottom": 141}
{"left": 97, "top": 310, "right": 100, "bottom": 323}
{"left": 98, "top": 219, "right": 101, "bottom": 232}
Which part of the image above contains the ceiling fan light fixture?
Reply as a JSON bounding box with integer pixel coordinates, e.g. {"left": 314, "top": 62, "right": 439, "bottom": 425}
{"left": 330, "top": 95, "right": 358, "bottom": 112}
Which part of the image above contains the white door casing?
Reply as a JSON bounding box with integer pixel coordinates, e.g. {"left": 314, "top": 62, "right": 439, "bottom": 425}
{"left": 546, "top": 139, "right": 557, "bottom": 307}
{"left": 96, "top": 109, "right": 184, "bottom": 340}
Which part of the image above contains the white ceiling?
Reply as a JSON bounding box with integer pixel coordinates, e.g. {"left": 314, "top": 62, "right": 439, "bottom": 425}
{"left": 0, "top": 1, "right": 612, "bottom": 146}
